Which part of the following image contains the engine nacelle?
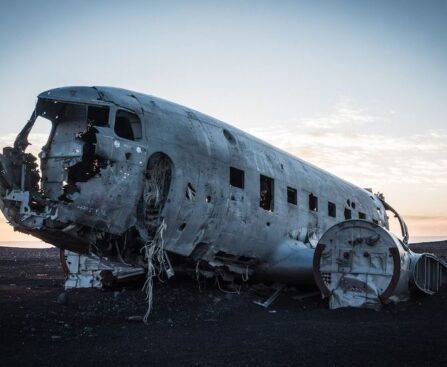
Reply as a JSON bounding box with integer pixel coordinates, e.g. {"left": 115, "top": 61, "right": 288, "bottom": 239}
{"left": 313, "top": 220, "right": 446, "bottom": 309}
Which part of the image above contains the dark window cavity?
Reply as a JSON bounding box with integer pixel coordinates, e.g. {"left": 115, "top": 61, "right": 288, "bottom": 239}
{"left": 309, "top": 194, "right": 318, "bottom": 212}
{"left": 114, "top": 110, "right": 142, "bottom": 141}
{"left": 230, "top": 167, "right": 244, "bottom": 189}
{"left": 328, "top": 202, "right": 336, "bottom": 218}
{"left": 359, "top": 212, "right": 366, "bottom": 219}
{"left": 87, "top": 106, "right": 109, "bottom": 127}
{"left": 287, "top": 187, "right": 297, "bottom": 205}
{"left": 352, "top": 201, "right": 356, "bottom": 209}
{"left": 260, "top": 175, "right": 274, "bottom": 211}
{"left": 344, "top": 208, "right": 352, "bottom": 220}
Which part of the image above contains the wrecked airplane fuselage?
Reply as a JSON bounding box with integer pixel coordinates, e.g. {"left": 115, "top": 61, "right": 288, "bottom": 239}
{"left": 0, "top": 86, "right": 445, "bottom": 309}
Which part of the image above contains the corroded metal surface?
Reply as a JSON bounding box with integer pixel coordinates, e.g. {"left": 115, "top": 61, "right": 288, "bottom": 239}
{"left": 314, "top": 220, "right": 447, "bottom": 308}
{"left": 1, "top": 86, "right": 442, "bottom": 306}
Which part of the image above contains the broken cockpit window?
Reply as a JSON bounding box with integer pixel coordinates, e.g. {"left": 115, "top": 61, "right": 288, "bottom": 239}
{"left": 87, "top": 106, "right": 109, "bottom": 127}
{"left": 114, "top": 110, "right": 142, "bottom": 141}
{"left": 24, "top": 115, "right": 53, "bottom": 155}
{"left": 32, "top": 100, "right": 113, "bottom": 201}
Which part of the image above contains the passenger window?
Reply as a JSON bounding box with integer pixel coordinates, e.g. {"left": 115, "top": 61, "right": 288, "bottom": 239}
{"left": 344, "top": 208, "right": 352, "bottom": 220}
{"left": 328, "top": 202, "right": 336, "bottom": 217}
{"left": 260, "top": 175, "right": 274, "bottom": 211}
{"left": 87, "top": 106, "right": 109, "bottom": 127}
{"left": 309, "top": 194, "right": 318, "bottom": 212}
{"left": 230, "top": 167, "right": 244, "bottom": 189}
{"left": 287, "top": 187, "right": 297, "bottom": 205}
{"left": 114, "top": 110, "right": 142, "bottom": 140}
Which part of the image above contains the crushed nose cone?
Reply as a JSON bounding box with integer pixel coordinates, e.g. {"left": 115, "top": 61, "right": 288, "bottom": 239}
{"left": 313, "top": 220, "right": 447, "bottom": 309}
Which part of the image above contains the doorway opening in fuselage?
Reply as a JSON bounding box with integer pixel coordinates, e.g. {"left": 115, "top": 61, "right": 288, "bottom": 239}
{"left": 143, "top": 152, "right": 173, "bottom": 237}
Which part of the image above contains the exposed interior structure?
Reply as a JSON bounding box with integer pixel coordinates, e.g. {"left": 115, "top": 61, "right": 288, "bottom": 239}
{"left": 0, "top": 86, "right": 445, "bottom": 314}
{"left": 314, "top": 220, "right": 447, "bottom": 309}
{"left": 260, "top": 175, "right": 274, "bottom": 211}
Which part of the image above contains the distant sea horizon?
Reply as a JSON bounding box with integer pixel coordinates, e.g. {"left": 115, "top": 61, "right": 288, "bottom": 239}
{"left": 1, "top": 235, "right": 447, "bottom": 249}
{"left": 0, "top": 241, "right": 54, "bottom": 248}
{"left": 409, "top": 236, "right": 447, "bottom": 244}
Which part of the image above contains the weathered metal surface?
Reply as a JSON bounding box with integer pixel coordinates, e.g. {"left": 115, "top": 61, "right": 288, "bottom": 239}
{"left": 62, "top": 250, "right": 145, "bottom": 289}
{"left": 313, "top": 220, "right": 447, "bottom": 308}
{"left": 0, "top": 86, "right": 443, "bottom": 309}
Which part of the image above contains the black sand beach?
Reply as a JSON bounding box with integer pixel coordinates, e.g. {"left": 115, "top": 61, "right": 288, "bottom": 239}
{"left": 1, "top": 242, "right": 446, "bottom": 366}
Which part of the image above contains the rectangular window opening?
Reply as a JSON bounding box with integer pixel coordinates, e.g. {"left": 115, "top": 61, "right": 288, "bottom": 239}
{"left": 359, "top": 212, "right": 366, "bottom": 219}
{"left": 260, "top": 175, "right": 274, "bottom": 211}
{"left": 328, "top": 201, "right": 336, "bottom": 218}
{"left": 230, "top": 167, "right": 244, "bottom": 189}
{"left": 287, "top": 187, "right": 297, "bottom": 205}
{"left": 344, "top": 208, "right": 352, "bottom": 220}
{"left": 309, "top": 194, "right": 318, "bottom": 212}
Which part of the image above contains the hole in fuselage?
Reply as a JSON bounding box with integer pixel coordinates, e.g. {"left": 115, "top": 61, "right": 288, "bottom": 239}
{"left": 142, "top": 152, "right": 173, "bottom": 237}
{"left": 186, "top": 183, "right": 196, "bottom": 200}
{"left": 33, "top": 100, "right": 112, "bottom": 201}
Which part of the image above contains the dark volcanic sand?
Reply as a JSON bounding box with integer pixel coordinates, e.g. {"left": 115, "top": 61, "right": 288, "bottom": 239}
{"left": 1, "top": 242, "right": 447, "bottom": 367}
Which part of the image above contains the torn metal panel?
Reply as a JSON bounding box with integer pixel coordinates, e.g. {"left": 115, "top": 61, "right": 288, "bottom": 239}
{"left": 63, "top": 250, "right": 145, "bottom": 289}
{"left": 313, "top": 220, "right": 447, "bottom": 309}
{"left": 0, "top": 86, "right": 444, "bottom": 315}
{"left": 253, "top": 284, "right": 285, "bottom": 308}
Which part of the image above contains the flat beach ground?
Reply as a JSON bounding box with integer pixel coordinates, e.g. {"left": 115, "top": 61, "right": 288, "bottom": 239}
{"left": 0, "top": 242, "right": 446, "bottom": 367}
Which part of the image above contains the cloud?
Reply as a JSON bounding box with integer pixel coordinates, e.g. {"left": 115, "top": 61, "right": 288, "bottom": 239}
{"left": 248, "top": 101, "right": 447, "bottom": 238}
{"left": 405, "top": 215, "right": 447, "bottom": 237}
{"left": 246, "top": 101, "right": 447, "bottom": 189}
{"left": 300, "top": 99, "right": 377, "bottom": 129}
{"left": 406, "top": 215, "right": 447, "bottom": 221}
{"left": 0, "top": 133, "right": 49, "bottom": 156}
{"left": 0, "top": 133, "right": 17, "bottom": 147}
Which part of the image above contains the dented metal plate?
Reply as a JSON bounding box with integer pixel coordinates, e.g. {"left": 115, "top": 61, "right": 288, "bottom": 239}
{"left": 0, "top": 86, "right": 445, "bottom": 312}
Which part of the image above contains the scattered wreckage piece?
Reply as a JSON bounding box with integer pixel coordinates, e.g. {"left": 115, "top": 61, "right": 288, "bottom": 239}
{"left": 62, "top": 250, "right": 145, "bottom": 289}
{"left": 313, "top": 220, "right": 447, "bottom": 309}
{"left": 0, "top": 86, "right": 445, "bottom": 315}
{"left": 253, "top": 283, "right": 285, "bottom": 308}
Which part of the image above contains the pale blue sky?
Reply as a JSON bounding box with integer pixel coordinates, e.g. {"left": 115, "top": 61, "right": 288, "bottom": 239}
{"left": 0, "top": 0, "right": 446, "bottom": 238}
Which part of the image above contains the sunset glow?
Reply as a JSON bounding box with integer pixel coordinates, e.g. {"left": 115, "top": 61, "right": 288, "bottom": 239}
{"left": 1, "top": 1, "right": 446, "bottom": 244}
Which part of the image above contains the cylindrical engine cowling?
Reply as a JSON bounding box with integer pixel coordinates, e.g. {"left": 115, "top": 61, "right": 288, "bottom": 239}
{"left": 313, "top": 220, "right": 421, "bottom": 309}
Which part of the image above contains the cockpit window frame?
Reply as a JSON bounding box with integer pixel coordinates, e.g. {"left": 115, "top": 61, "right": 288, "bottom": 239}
{"left": 112, "top": 108, "right": 143, "bottom": 141}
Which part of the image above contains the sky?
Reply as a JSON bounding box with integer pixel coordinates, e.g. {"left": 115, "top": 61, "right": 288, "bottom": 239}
{"left": 0, "top": 0, "right": 446, "bottom": 243}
